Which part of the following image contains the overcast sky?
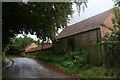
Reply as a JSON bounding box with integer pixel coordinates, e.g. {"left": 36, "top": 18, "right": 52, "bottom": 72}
{"left": 17, "top": 0, "right": 114, "bottom": 40}
{"left": 68, "top": 0, "right": 114, "bottom": 25}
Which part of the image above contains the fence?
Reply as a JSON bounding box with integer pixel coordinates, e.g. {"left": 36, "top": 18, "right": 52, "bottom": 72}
{"left": 88, "top": 41, "right": 120, "bottom": 68}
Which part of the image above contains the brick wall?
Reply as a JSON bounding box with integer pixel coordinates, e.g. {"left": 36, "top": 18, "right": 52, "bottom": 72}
{"left": 74, "top": 29, "right": 100, "bottom": 49}
{"left": 100, "top": 13, "right": 114, "bottom": 37}
{"left": 53, "top": 29, "right": 100, "bottom": 54}
{"left": 53, "top": 38, "right": 69, "bottom": 54}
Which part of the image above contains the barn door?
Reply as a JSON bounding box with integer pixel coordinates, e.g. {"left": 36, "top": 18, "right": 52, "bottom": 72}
{"left": 68, "top": 38, "right": 75, "bottom": 51}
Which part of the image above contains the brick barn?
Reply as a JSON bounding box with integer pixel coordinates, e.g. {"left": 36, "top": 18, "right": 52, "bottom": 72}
{"left": 22, "top": 43, "right": 38, "bottom": 54}
{"left": 53, "top": 10, "right": 114, "bottom": 53}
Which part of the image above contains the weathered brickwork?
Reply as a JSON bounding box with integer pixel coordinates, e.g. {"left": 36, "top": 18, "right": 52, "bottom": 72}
{"left": 53, "top": 10, "right": 114, "bottom": 54}
{"left": 53, "top": 29, "right": 101, "bottom": 54}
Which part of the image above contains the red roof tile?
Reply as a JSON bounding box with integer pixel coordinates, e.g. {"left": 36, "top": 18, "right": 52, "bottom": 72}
{"left": 27, "top": 43, "right": 52, "bottom": 52}
{"left": 25, "top": 43, "right": 38, "bottom": 52}
{"left": 57, "top": 10, "right": 112, "bottom": 39}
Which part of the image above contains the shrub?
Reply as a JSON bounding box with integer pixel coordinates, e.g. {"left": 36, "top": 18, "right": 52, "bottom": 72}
{"left": 104, "top": 42, "right": 120, "bottom": 68}
{"left": 69, "top": 48, "right": 89, "bottom": 67}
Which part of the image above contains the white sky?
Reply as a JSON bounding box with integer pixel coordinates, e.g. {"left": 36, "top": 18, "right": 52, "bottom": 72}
{"left": 68, "top": 0, "right": 114, "bottom": 25}
{"left": 17, "top": 0, "right": 114, "bottom": 40}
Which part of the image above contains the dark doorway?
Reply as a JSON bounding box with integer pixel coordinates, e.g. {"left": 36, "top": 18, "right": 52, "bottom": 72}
{"left": 68, "top": 38, "right": 75, "bottom": 51}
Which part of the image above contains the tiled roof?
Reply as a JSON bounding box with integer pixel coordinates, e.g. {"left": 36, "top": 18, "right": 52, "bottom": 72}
{"left": 27, "top": 43, "right": 52, "bottom": 52}
{"left": 57, "top": 10, "right": 112, "bottom": 39}
{"left": 25, "top": 43, "right": 38, "bottom": 52}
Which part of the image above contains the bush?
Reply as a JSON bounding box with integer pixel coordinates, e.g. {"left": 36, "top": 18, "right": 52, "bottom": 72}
{"left": 69, "top": 48, "right": 89, "bottom": 67}
{"left": 38, "top": 48, "right": 89, "bottom": 73}
{"left": 104, "top": 42, "right": 120, "bottom": 68}
{"left": 39, "top": 54, "right": 66, "bottom": 63}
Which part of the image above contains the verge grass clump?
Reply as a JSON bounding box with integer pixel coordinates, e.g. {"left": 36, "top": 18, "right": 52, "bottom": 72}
{"left": 37, "top": 48, "right": 120, "bottom": 78}
{"left": 38, "top": 48, "right": 90, "bottom": 75}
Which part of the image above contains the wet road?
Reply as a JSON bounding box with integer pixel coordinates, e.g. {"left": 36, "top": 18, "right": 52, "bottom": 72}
{"left": 2, "top": 58, "right": 62, "bottom": 78}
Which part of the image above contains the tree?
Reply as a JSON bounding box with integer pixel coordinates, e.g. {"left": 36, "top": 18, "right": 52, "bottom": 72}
{"left": 5, "top": 36, "right": 41, "bottom": 55}
{"left": 100, "top": 7, "right": 120, "bottom": 41}
{"left": 100, "top": 0, "right": 120, "bottom": 68}
{"left": 114, "top": 0, "right": 120, "bottom": 7}
{"left": 2, "top": 2, "right": 87, "bottom": 51}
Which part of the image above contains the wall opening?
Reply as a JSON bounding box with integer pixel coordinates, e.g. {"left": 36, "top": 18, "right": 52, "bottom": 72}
{"left": 68, "top": 38, "right": 75, "bottom": 51}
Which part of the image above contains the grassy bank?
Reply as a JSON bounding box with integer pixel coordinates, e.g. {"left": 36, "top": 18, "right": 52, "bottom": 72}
{"left": 9, "top": 48, "right": 119, "bottom": 78}
{"left": 36, "top": 49, "right": 120, "bottom": 78}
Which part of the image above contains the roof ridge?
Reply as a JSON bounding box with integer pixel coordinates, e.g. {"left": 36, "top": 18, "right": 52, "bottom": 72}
{"left": 57, "top": 9, "right": 113, "bottom": 39}
{"left": 69, "top": 9, "right": 112, "bottom": 27}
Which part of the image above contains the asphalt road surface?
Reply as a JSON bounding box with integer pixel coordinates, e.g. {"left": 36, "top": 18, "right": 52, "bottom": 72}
{"left": 2, "top": 58, "right": 62, "bottom": 78}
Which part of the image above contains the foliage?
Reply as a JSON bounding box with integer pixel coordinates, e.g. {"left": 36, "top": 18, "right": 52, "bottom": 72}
{"left": 100, "top": 2, "right": 120, "bottom": 68}
{"left": 39, "top": 53, "right": 66, "bottom": 63}
{"left": 68, "top": 48, "right": 89, "bottom": 67}
{"left": 100, "top": 8, "right": 120, "bottom": 42}
{"left": 75, "top": 67, "right": 120, "bottom": 78}
{"left": 87, "top": 42, "right": 120, "bottom": 68}
{"left": 114, "top": 0, "right": 120, "bottom": 7}
{"left": 88, "top": 44, "right": 104, "bottom": 67}
{"left": 2, "top": 2, "right": 87, "bottom": 51}
{"left": 5, "top": 36, "right": 41, "bottom": 55}
{"left": 20, "top": 54, "right": 38, "bottom": 59}
{"left": 99, "top": 0, "right": 120, "bottom": 68}
{"left": 37, "top": 48, "right": 120, "bottom": 78}
{"left": 38, "top": 48, "right": 89, "bottom": 71}
{"left": 103, "top": 42, "right": 120, "bottom": 68}
{"left": 2, "top": 51, "right": 10, "bottom": 64}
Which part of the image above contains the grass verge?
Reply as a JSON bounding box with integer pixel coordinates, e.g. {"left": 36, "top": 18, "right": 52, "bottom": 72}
{"left": 37, "top": 49, "right": 120, "bottom": 78}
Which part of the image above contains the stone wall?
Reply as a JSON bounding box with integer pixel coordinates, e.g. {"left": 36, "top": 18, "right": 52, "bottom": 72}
{"left": 88, "top": 42, "right": 120, "bottom": 67}
{"left": 74, "top": 29, "right": 100, "bottom": 49}
{"left": 100, "top": 13, "right": 114, "bottom": 37}
{"left": 88, "top": 44, "right": 105, "bottom": 66}
{"left": 53, "top": 38, "right": 69, "bottom": 54}
{"left": 53, "top": 28, "right": 100, "bottom": 54}
{"left": 26, "top": 47, "right": 53, "bottom": 56}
